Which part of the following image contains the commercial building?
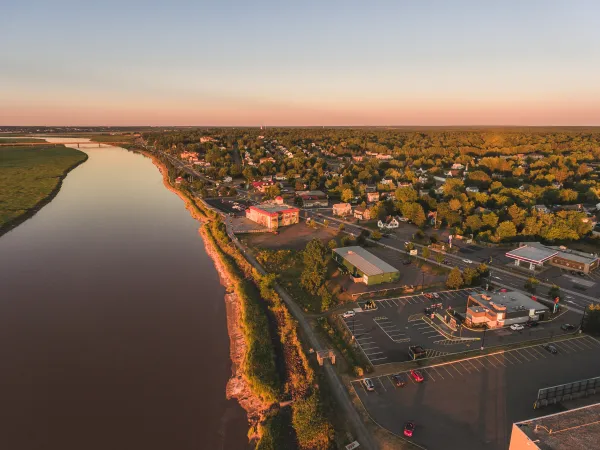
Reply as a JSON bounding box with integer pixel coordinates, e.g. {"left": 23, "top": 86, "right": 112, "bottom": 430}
{"left": 333, "top": 203, "right": 352, "bottom": 217}
{"left": 245, "top": 203, "right": 299, "bottom": 230}
{"left": 332, "top": 246, "right": 400, "bottom": 285}
{"left": 465, "top": 290, "right": 549, "bottom": 328}
{"left": 509, "top": 402, "right": 600, "bottom": 450}
{"left": 296, "top": 190, "right": 328, "bottom": 208}
{"left": 506, "top": 242, "right": 600, "bottom": 274}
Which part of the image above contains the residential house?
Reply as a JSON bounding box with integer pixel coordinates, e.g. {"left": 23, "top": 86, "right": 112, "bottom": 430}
{"left": 354, "top": 206, "right": 371, "bottom": 220}
{"left": 251, "top": 180, "right": 275, "bottom": 193}
{"left": 377, "top": 217, "right": 399, "bottom": 229}
{"left": 533, "top": 205, "right": 551, "bottom": 214}
{"left": 246, "top": 204, "right": 300, "bottom": 231}
{"left": 367, "top": 192, "right": 380, "bottom": 203}
{"left": 451, "top": 163, "right": 465, "bottom": 170}
{"left": 333, "top": 203, "right": 352, "bottom": 217}
{"left": 466, "top": 186, "right": 480, "bottom": 193}
{"left": 296, "top": 190, "right": 328, "bottom": 208}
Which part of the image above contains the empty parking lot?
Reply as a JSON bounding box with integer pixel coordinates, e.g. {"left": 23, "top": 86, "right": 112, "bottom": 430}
{"left": 341, "top": 288, "right": 582, "bottom": 366}
{"left": 352, "top": 335, "right": 600, "bottom": 450}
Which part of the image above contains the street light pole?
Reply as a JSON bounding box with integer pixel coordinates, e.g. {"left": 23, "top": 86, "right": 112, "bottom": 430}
{"left": 481, "top": 328, "right": 487, "bottom": 351}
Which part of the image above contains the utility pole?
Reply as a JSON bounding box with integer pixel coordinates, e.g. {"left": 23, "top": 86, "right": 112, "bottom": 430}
{"left": 481, "top": 328, "right": 487, "bottom": 351}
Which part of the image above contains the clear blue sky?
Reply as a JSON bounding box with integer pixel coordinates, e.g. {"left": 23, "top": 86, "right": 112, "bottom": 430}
{"left": 1, "top": 0, "right": 599, "bottom": 125}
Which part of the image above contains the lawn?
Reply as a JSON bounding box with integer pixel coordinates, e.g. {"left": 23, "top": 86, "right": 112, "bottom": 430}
{"left": 0, "top": 145, "right": 88, "bottom": 233}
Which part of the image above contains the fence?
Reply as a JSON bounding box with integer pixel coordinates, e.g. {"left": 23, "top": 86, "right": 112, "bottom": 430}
{"left": 535, "top": 376, "right": 600, "bottom": 408}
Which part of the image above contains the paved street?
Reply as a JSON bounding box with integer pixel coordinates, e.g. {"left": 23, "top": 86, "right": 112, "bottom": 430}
{"left": 302, "top": 209, "right": 598, "bottom": 312}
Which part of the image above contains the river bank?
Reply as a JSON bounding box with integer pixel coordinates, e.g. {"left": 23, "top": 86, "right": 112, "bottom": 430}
{"left": 133, "top": 149, "right": 270, "bottom": 443}
{"left": 0, "top": 145, "right": 88, "bottom": 238}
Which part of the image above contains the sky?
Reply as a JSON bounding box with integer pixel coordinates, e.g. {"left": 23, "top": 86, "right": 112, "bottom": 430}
{"left": 1, "top": 0, "right": 600, "bottom": 126}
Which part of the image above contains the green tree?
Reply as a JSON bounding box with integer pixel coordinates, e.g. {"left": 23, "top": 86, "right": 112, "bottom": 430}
{"left": 395, "top": 186, "right": 418, "bottom": 203}
{"left": 446, "top": 267, "right": 464, "bottom": 289}
{"left": 422, "top": 247, "right": 430, "bottom": 259}
{"left": 327, "top": 239, "right": 337, "bottom": 250}
{"left": 341, "top": 188, "right": 353, "bottom": 203}
{"left": 463, "top": 267, "right": 479, "bottom": 286}
{"left": 482, "top": 212, "right": 499, "bottom": 229}
{"left": 465, "top": 215, "right": 483, "bottom": 232}
{"left": 291, "top": 392, "right": 334, "bottom": 450}
{"left": 496, "top": 221, "right": 517, "bottom": 241}
{"left": 524, "top": 277, "right": 539, "bottom": 294}
{"left": 371, "top": 230, "right": 382, "bottom": 240}
{"left": 583, "top": 304, "right": 600, "bottom": 335}
{"left": 338, "top": 223, "right": 345, "bottom": 232}
{"left": 318, "top": 285, "right": 333, "bottom": 312}
{"left": 548, "top": 285, "right": 561, "bottom": 300}
{"left": 507, "top": 204, "right": 527, "bottom": 227}
{"left": 301, "top": 239, "right": 329, "bottom": 294}
{"left": 435, "top": 252, "right": 445, "bottom": 264}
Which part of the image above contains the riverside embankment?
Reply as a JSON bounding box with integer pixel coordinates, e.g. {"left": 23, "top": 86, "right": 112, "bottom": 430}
{"left": 138, "top": 148, "right": 334, "bottom": 449}
{"left": 135, "top": 149, "right": 272, "bottom": 437}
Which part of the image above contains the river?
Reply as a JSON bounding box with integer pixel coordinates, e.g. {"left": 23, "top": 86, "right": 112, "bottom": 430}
{"left": 0, "top": 139, "right": 249, "bottom": 450}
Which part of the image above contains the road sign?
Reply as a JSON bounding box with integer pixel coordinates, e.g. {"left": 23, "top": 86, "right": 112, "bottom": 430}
{"left": 346, "top": 441, "right": 360, "bottom": 450}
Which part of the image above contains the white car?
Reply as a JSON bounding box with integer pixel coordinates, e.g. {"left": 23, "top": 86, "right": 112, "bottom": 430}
{"left": 433, "top": 293, "right": 440, "bottom": 299}
{"left": 342, "top": 311, "right": 355, "bottom": 319}
{"left": 510, "top": 324, "right": 524, "bottom": 331}
{"left": 462, "top": 259, "right": 473, "bottom": 264}
{"left": 363, "top": 378, "right": 375, "bottom": 391}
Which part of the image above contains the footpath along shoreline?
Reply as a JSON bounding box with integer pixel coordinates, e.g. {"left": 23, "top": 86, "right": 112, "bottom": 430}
{"left": 134, "top": 149, "right": 268, "bottom": 438}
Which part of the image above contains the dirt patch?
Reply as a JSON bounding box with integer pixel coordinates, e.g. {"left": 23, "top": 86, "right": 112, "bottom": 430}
{"left": 246, "top": 222, "right": 338, "bottom": 251}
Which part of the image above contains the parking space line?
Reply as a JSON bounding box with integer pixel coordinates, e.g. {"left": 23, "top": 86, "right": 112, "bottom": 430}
{"left": 424, "top": 369, "right": 436, "bottom": 381}
{"left": 466, "top": 359, "right": 480, "bottom": 372}
{"left": 391, "top": 299, "right": 399, "bottom": 306}
{"left": 458, "top": 361, "right": 472, "bottom": 373}
{"left": 441, "top": 365, "right": 455, "bottom": 378}
{"left": 505, "top": 351, "right": 522, "bottom": 364}
{"left": 485, "top": 355, "right": 498, "bottom": 368}
{"left": 365, "top": 352, "right": 384, "bottom": 357}
{"left": 355, "top": 381, "right": 367, "bottom": 394}
{"left": 369, "top": 357, "right": 388, "bottom": 362}
{"left": 450, "top": 363, "right": 463, "bottom": 375}
{"left": 528, "top": 347, "right": 546, "bottom": 358}
{"left": 376, "top": 377, "right": 387, "bottom": 391}
{"left": 473, "top": 358, "right": 487, "bottom": 369}
{"left": 574, "top": 338, "right": 593, "bottom": 349}
{"left": 490, "top": 354, "right": 507, "bottom": 367}
{"left": 432, "top": 366, "right": 445, "bottom": 379}
{"left": 559, "top": 340, "right": 579, "bottom": 352}
{"left": 562, "top": 339, "right": 583, "bottom": 351}
{"left": 421, "top": 330, "right": 438, "bottom": 334}
{"left": 510, "top": 349, "right": 527, "bottom": 362}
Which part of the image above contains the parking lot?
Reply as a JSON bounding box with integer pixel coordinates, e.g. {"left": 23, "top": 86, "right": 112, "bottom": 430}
{"left": 341, "top": 288, "right": 583, "bottom": 366}
{"left": 352, "top": 334, "right": 600, "bottom": 450}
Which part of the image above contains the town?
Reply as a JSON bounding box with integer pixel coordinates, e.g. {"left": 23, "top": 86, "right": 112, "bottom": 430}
{"left": 141, "top": 127, "right": 600, "bottom": 450}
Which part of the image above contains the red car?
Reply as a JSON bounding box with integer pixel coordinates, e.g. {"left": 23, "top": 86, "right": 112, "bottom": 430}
{"left": 404, "top": 421, "right": 415, "bottom": 437}
{"left": 424, "top": 293, "right": 433, "bottom": 299}
{"left": 410, "top": 369, "right": 424, "bottom": 382}
{"left": 499, "top": 288, "right": 508, "bottom": 293}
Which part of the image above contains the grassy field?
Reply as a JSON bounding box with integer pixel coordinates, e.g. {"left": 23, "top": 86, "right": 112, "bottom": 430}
{"left": 0, "top": 138, "right": 46, "bottom": 143}
{"left": 0, "top": 145, "right": 88, "bottom": 234}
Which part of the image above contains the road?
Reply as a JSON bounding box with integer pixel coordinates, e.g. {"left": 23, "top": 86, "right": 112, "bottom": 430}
{"left": 301, "top": 209, "right": 596, "bottom": 313}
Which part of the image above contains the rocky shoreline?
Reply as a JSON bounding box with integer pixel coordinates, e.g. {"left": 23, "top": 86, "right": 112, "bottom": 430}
{"left": 134, "top": 149, "right": 267, "bottom": 443}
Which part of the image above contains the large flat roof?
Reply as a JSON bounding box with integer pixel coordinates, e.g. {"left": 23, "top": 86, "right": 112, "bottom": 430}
{"left": 514, "top": 402, "right": 600, "bottom": 450}
{"left": 506, "top": 245, "right": 557, "bottom": 264}
{"left": 250, "top": 204, "right": 298, "bottom": 215}
{"left": 333, "top": 246, "right": 399, "bottom": 277}
{"left": 469, "top": 290, "right": 548, "bottom": 313}
{"left": 506, "top": 242, "right": 600, "bottom": 265}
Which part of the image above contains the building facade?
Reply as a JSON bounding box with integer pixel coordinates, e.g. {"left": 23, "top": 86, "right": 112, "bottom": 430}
{"left": 506, "top": 242, "right": 600, "bottom": 274}
{"left": 333, "top": 246, "right": 400, "bottom": 285}
{"left": 245, "top": 204, "right": 300, "bottom": 230}
{"left": 333, "top": 203, "right": 352, "bottom": 217}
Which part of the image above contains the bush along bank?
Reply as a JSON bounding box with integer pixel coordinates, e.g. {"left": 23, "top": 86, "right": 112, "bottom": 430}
{"left": 206, "top": 220, "right": 334, "bottom": 450}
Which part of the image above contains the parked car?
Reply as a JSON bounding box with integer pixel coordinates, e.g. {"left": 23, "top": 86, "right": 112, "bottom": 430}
{"left": 433, "top": 293, "right": 440, "bottom": 299}
{"left": 424, "top": 293, "right": 433, "bottom": 299}
{"left": 342, "top": 311, "right": 355, "bottom": 319}
{"left": 363, "top": 378, "right": 375, "bottom": 391}
{"left": 510, "top": 324, "right": 524, "bottom": 331}
{"left": 544, "top": 344, "right": 558, "bottom": 354}
{"left": 410, "top": 369, "right": 424, "bottom": 382}
{"left": 424, "top": 307, "right": 434, "bottom": 315}
{"left": 402, "top": 260, "right": 411, "bottom": 265}
{"left": 462, "top": 259, "right": 473, "bottom": 264}
{"left": 499, "top": 288, "right": 508, "bottom": 293}
{"left": 392, "top": 374, "right": 406, "bottom": 388}
{"left": 404, "top": 421, "right": 415, "bottom": 437}
{"left": 561, "top": 324, "right": 575, "bottom": 331}
{"left": 525, "top": 321, "right": 539, "bottom": 328}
